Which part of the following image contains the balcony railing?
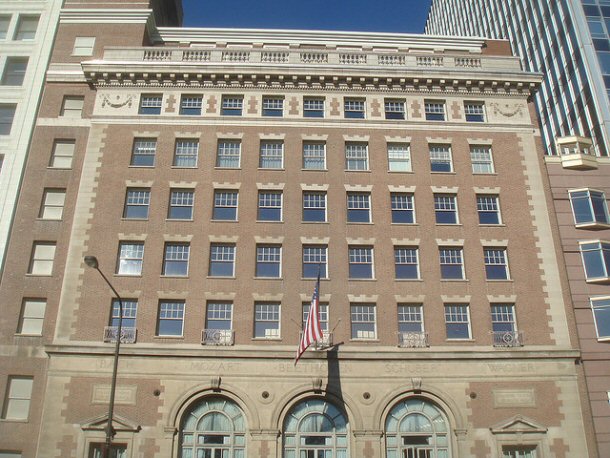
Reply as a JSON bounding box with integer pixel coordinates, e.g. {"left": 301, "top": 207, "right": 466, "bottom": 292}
{"left": 491, "top": 331, "right": 524, "bottom": 347}
{"left": 201, "top": 329, "right": 235, "bottom": 346}
{"left": 97, "top": 47, "right": 521, "bottom": 72}
{"left": 398, "top": 331, "right": 429, "bottom": 348}
{"left": 103, "top": 326, "right": 137, "bottom": 344}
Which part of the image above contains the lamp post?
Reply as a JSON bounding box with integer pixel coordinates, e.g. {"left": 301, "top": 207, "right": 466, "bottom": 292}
{"left": 84, "top": 255, "right": 123, "bottom": 458}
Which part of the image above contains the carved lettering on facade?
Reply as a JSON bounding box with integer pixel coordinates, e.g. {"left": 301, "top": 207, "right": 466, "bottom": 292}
{"left": 493, "top": 389, "right": 536, "bottom": 408}
{"left": 92, "top": 384, "right": 137, "bottom": 405}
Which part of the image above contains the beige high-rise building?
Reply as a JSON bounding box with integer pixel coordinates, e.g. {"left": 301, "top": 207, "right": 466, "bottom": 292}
{"left": 0, "top": 1, "right": 596, "bottom": 457}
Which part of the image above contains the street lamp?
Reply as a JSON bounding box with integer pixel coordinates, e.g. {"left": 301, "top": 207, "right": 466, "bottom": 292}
{"left": 84, "top": 255, "right": 123, "bottom": 458}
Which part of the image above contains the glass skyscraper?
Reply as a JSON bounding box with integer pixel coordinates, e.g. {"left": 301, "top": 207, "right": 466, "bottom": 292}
{"left": 426, "top": 0, "right": 610, "bottom": 157}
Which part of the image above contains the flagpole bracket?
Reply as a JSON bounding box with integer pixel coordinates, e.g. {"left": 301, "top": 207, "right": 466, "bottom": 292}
{"left": 312, "top": 378, "right": 323, "bottom": 393}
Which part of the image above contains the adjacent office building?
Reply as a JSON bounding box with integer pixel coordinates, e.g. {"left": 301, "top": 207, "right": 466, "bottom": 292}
{"left": 0, "top": 0, "right": 597, "bottom": 457}
{"left": 0, "top": 0, "right": 63, "bottom": 273}
{"left": 427, "top": 1, "right": 610, "bottom": 455}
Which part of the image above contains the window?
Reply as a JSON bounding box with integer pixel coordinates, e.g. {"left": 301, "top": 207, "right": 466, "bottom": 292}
{"left": 110, "top": 299, "right": 137, "bottom": 329}
{"left": 345, "top": 142, "right": 368, "bottom": 170}
{"left": 0, "top": 104, "right": 16, "bottom": 135}
{"left": 254, "top": 303, "right": 280, "bottom": 338}
{"left": 212, "top": 190, "right": 238, "bottom": 220}
{"left": 424, "top": 100, "right": 445, "bottom": 121}
{"left": 139, "top": 94, "right": 162, "bottom": 115}
{"left": 439, "top": 247, "right": 464, "bottom": 279}
{"left": 283, "top": 399, "right": 348, "bottom": 458}
{"left": 49, "top": 140, "right": 75, "bottom": 168}
{"left": 303, "top": 191, "right": 327, "bottom": 222}
{"left": 0, "top": 451, "right": 22, "bottom": 458}
{"left": 477, "top": 195, "right": 501, "bottom": 224}
{"left": 302, "top": 141, "right": 326, "bottom": 169}
{"left": 394, "top": 247, "right": 419, "bottom": 279}
{"left": 221, "top": 96, "right": 243, "bottom": 116}
{"left": 302, "top": 245, "right": 327, "bottom": 278}
{"left": 162, "top": 243, "right": 190, "bottom": 276}
{"left": 258, "top": 191, "right": 282, "bottom": 221}
{"left": 259, "top": 141, "right": 284, "bottom": 169}
{"left": 262, "top": 96, "right": 283, "bottom": 116}
{"left": 569, "top": 189, "right": 610, "bottom": 226}
{"left": 209, "top": 244, "right": 236, "bottom": 277}
{"left": 391, "top": 193, "right": 415, "bottom": 224}
{"left": 303, "top": 302, "right": 329, "bottom": 331}
{"left": 0, "top": 16, "right": 10, "bottom": 39}
{"left": 444, "top": 304, "right": 471, "bottom": 339}
{"left": 14, "top": 16, "right": 38, "bottom": 40}
{"left": 580, "top": 241, "right": 610, "bottom": 282}
{"left": 303, "top": 97, "right": 324, "bottom": 117}
{"left": 89, "top": 443, "right": 126, "bottom": 458}
{"left": 39, "top": 189, "right": 65, "bottom": 220}
{"left": 347, "top": 192, "right": 371, "bottom": 223}
{"left": 591, "top": 297, "right": 610, "bottom": 340}
{"left": 465, "top": 102, "right": 485, "bottom": 122}
{"left": 216, "top": 140, "right": 241, "bottom": 168}
{"left": 179, "top": 95, "right": 202, "bottom": 115}
{"left": 2, "top": 377, "right": 33, "bottom": 420}
{"left": 429, "top": 144, "right": 453, "bottom": 172}
{"left": 123, "top": 188, "right": 150, "bottom": 219}
{"left": 491, "top": 304, "right": 516, "bottom": 333}
{"left": 168, "top": 190, "right": 194, "bottom": 220}
{"left": 157, "top": 300, "right": 185, "bottom": 336}
{"left": 398, "top": 304, "right": 423, "bottom": 332}
{"left": 470, "top": 145, "right": 494, "bottom": 174}
{"left": 72, "top": 37, "right": 95, "bottom": 56}
{"left": 502, "top": 446, "right": 537, "bottom": 458}
{"left": 384, "top": 99, "right": 405, "bottom": 119}
{"left": 256, "top": 245, "right": 281, "bottom": 278}
{"left": 344, "top": 98, "right": 365, "bottom": 118}
{"left": 348, "top": 246, "right": 374, "bottom": 279}
{"left": 17, "top": 299, "right": 46, "bottom": 335}
{"left": 60, "top": 96, "right": 84, "bottom": 118}
{"left": 434, "top": 194, "right": 458, "bottom": 224}
{"left": 29, "top": 242, "right": 55, "bottom": 275}
{"left": 130, "top": 138, "right": 156, "bottom": 167}
{"left": 484, "top": 248, "right": 510, "bottom": 280}
{"left": 206, "top": 302, "right": 233, "bottom": 332}
{"left": 179, "top": 397, "right": 245, "bottom": 457}
{"left": 1, "top": 57, "right": 28, "bottom": 86}
{"left": 116, "top": 242, "right": 144, "bottom": 275}
{"left": 387, "top": 143, "right": 411, "bottom": 172}
{"left": 173, "top": 140, "right": 198, "bottom": 167}
{"left": 350, "top": 303, "right": 376, "bottom": 339}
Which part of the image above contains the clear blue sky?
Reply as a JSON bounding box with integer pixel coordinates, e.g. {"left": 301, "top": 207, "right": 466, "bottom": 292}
{"left": 181, "top": 0, "right": 432, "bottom": 33}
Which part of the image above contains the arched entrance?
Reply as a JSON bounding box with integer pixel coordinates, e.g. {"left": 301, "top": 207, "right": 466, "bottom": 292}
{"left": 385, "top": 398, "right": 450, "bottom": 458}
{"left": 179, "top": 397, "right": 246, "bottom": 458}
{"left": 283, "top": 398, "right": 349, "bottom": 458}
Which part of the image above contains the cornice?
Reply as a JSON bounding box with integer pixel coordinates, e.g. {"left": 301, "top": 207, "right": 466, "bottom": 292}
{"left": 59, "top": 8, "right": 159, "bottom": 41}
{"left": 80, "top": 65, "right": 540, "bottom": 97}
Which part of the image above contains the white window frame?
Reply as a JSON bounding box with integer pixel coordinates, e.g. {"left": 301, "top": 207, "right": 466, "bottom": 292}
{"left": 444, "top": 304, "right": 471, "bottom": 340}
{"left": 255, "top": 245, "right": 282, "bottom": 278}
{"left": 344, "top": 98, "right": 365, "bottom": 118}
{"left": 568, "top": 188, "right": 610, "bottom": 227}
{"left": 2, "top": 376, "right": 33, "bottom": 420}
{"left": 157, "top": 300, "right": 185, "bottom": 337}
{"left": 29, "top": 242, "right": 56, "bottom": 275}
{"left": 208, "top": 244, "right": 236, "bottom": 277}
{"left": 348, "top": 246, "right": 374, "bottom": 279}
{"left": 72, "top": 37, "right": 95, "bottom": 56}
{"left": 254, "top": 302, "right": 281, "bottom": 338}
{"left": 116, "top": 241, "right": 144, "bottom": 276}
{"left": 216, "top": 140, "right": 241, "bottom": 168}
{"left": 39, "top": 189, "right": 65, "bottom": 220}
{"left": 387, "top": 143, "right": 411, "bottom": 172}
{"left": 424, "top": 100, "right": 446, "bottom": 121}
{"left": 464, "top": 101, "right": 486, "bottom": 122}
{"left": 429, "top": 144, "right": 453, "bottom": 172}
{"left": 259, "top": 141, "right": 284, "bottom": 169}
{"left": 345, "top": 142, "right": 369, "bottom": 171}
{"left": 303, "top": 97, "right": 325, "bottom": 117}
{"left": 49, "top": 140, "right": 75, "bottom": 168}
{"left": 302, "top": 244, "right": 328, "bottom": 279}
{"left": 173, "top": 140, "right": 199, "bottom": 168}
{"left": 130, "top": 138, "right": 156, "bottom": 167}
{"left": 384, "top": 99, "right": 406, "bottom": 119}
{"left": 303, "top": 141, "right": 326, "bottom": 170}
{"left": 579, "top": 240, "right": 610, "bottom": 283}
{"left": 213, "top": 190, "right": 239, "bottom": 221}
{"left": 168, "top": 189, "right": 195, "bottom": 220}
{"left": 350, "top": 303, "right": 377, "bottom": 340}
{"left": 262, "top": 96, "right": 284, "bottom": 116}
{"left": 162, "top": 243, "right": 190, "bottom": 277}
{"left": 1, "top": 56, "right": 28, "bottom": 86}
{"left": 346, "top": 192, "right": 371, "bottom": 223}
{"left": 17, "top": 299, "right": 46, "bottom": 335}
{"left": 470, "top": 145, "right": 495, "bottom": 174}
{"left": 477, "top": 195, "right": 502, "bottom": 225}
{"left": 60, "top": 96, "right": 84, "bottom": 118}
{"left": 591, "top": 296, "right": 610, "bottom": 341}
{"left": 14, "top": 15, "right": 38, "bottom": 41}
{"left": 484, "top": 248, "right": 510, "bottom": 280}
{"left": 439, "top": 247, "right": 465, "bottom": 280}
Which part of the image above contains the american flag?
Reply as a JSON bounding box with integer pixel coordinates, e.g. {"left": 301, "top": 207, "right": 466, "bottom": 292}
{"left": 295, "top": 272, "right": 323, "bottom": 364}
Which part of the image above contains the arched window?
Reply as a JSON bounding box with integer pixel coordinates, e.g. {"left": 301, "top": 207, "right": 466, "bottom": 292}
{"left": 180, "top": 397, "right": 246, "bottom": 458}
{"left": 283, "top": 398, "right": 349, "bottom": 458}
{"left": 385, "top": 398, "right": 450, "bottom": 458}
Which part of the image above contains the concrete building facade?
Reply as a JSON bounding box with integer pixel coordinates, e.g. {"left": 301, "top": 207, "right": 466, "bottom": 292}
{"left": 0, "top": 1, "right": 596, "bottom": 457}
{"left": 426, "top": 2, "right": 610, "bottom": 455}
{"left": 0, "top": 0, "right": 63, "bottom": 273}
